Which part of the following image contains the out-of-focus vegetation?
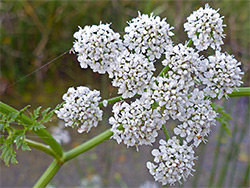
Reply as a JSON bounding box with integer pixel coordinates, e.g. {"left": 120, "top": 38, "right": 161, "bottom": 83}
{"left": 0, "top": 0, "right": 249, "bottom": 187}
{"left": 0, "top": 0, "right": 249, "bottom": 106}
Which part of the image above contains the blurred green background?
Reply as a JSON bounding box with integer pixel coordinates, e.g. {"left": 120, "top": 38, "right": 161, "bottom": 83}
{"left": 0, "top": 0, "right": 249, "bottom": 187}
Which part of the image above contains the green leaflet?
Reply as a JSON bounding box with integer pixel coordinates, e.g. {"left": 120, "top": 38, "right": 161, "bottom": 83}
{"left": 0, "top": 103, "right": 63, "bottom": 166}
{"left": 211, "top": 102, "right": 233, "bottom": 137}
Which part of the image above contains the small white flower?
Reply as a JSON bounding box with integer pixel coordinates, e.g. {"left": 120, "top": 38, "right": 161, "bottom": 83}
{"left": 55, "top": 86, "right": 103, "bottom": 133}
{"left": 124, "top": 12, "right": 174, "bottom": 61}
{"left": 102, "top": 100, "right": 108, "bottom": 107}
{"left": 184, "top": 4, "right": 226, "bottom": 51}
{"left": 73, "top": 22, "right": 124, "bottom": 74}
{"left": 147, "top": 137, "right": 198, "bottom": 186}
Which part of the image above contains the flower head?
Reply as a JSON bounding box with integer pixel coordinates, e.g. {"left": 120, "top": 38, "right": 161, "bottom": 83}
{"left": 142, "top": 76, "right": 188, "bottom": 121}
{"left": 124, "top": 12, "right": 174, "bottom": 61}
{"left": 147, "top": 137, "right": 197, "bottom": 186}
{"left": 173, "top": 89, "right": 217, "bottom": 147}
{"left": 109, "top": 99, "right": 165, "bottom": 150}
{"left": 200, "top": 51, "right": 243, "bottom": 99}
{"left": 184, "top": 4, "right": 226, "bottom": 51}
{"left": 55, "top": 86, "right": 103, "bottom": 133}
{"left": 73, "top": 23, "right": 124, "bottom": 74}
{"left": 162, "top": 43, "right": 203, "bottom": 90}
{"left": 111, "top": 52, "right": 155, "bottom": 99}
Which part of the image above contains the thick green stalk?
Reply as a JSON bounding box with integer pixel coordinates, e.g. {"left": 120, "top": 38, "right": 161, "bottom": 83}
{"left": 162, "top": 124, "right": 170, "bottom": 140}
{"left": 25, "top": 139, "right": 58, "bottom": 160}
{"left": 35, "top": 128, "right": 115, "bottom": 187}
{"left": 228, "top": 87, "right": 250, "bottom": 97}
{"left": 0, "top": 101, "right": 63, "bottom": 158}
{"left": 33, "top": 159, "right": 62, "bottom": 188}
{"left": 64, "top": 128, "right": 114, "bottom": 162}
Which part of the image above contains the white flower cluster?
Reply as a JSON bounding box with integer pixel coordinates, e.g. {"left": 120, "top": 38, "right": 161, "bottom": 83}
{"left": 200, "top": 51, "right": 244, "bottom": 99}
{"left": 55, "top": 86, "right": 103, "bottom": 133}
{"left": 162, "top": 44, "right": 202, "bottom": 90}
{"left": 124, "top": 12, "right": 174, "bottom": 61}
{"left": 73, "top": 12, "right": 175, "bottom": 99}
{"left": 142, "top": 76, "right": 188, "bottom": 121}
{"left": 174, "top": 89, "right": 217, "bottom": 147}
{"left": 73, "top": 23, "right": 124, "bottom": 74}
{"left": 147, "top": 137, "right": 197, "bottom": 186}
{"left": 111, "top": 52, "right": 155, "bottom": 98}
{"left": 66, "top": 4, "right": 244, "bottom": 186}
{"left": 184, "top": 3, "right": 225, "bottom": 51}
{"left": 109, "top": 99, "right": 165, "bottom": 149}
{"left": 51, "top": 121, "right": 71, "bottom": 144}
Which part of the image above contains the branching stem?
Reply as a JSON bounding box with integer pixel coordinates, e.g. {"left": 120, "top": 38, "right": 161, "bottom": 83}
{"left": 0, "top": 101, "right": 63, "bottom": 158}
{"left": 33, "top": 159, "right": 62, "bottom": 188}
{"left": 25, "top": 139, "right": 60, "bottom": 160}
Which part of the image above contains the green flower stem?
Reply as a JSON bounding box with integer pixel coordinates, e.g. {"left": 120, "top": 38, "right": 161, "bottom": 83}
{"left": 228, "top": 87, "right": 250, "bottom": 97}
{"left": 25, "top": 138, "right": 58, "bottom": 160}
{"left": 99, "top": 95, "right": 124, "bottom": 107}
{"left": 159, "top": 65, "right": 170, "bottom": 77}
{"left": 162, "top": 124, "right": 170, "bottom": 141}
{"left": 35, "top": 126, "right": 123, "bottom": 187}
{"left": 33, "top": 159, "right": 62, "bottom": 188}
{"left": 186, "top": 39, "right": 193, "bottom": 47}
{"left": 99, "top": 94, "right": 141, "bottom": 107}
{"left": 64, "top": 128, "right": 114, "bottom": 162}
{"left": 0, "top": 101, "right": 63, "bottom": 158}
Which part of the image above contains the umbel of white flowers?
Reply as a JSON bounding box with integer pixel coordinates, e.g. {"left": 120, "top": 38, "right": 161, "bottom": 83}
{"left": 184, "top": 3, "right": 226, "bottom": 51}
{"left": 55, "top": 86, "right": 103, "bottom": 133}
{"left": 147, "top": 137, "right": 198, "bottom": 186}
{"left": 56, "top": 3, "right": 243, "bottom": 186}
